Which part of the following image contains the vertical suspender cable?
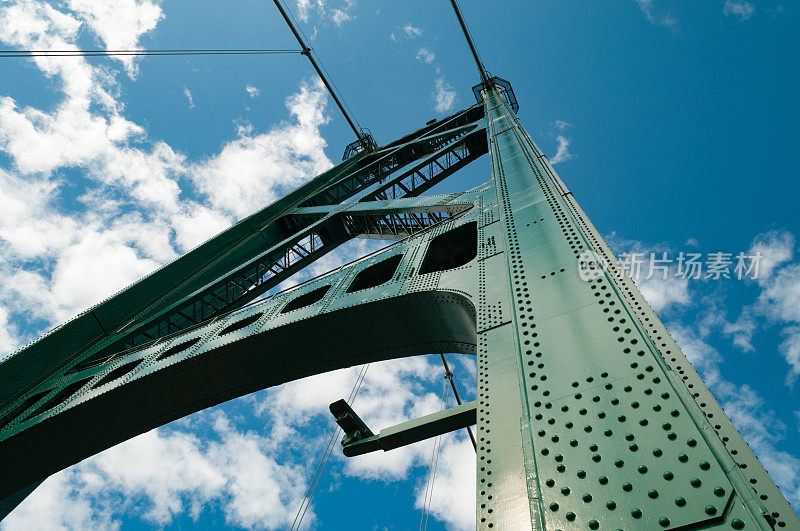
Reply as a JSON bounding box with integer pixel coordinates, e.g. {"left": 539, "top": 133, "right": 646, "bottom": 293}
{"left": 439, "top": 354, "right": 477, "bottom": 451}
{"left": 291, "top": 364, "right": 370, "bottom": 531}
{"left": 419, "top": 380, "right": 450, "bottom": 530}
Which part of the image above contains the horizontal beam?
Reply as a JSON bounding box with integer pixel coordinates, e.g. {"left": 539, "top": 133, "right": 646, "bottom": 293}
{"left": 340, "top": 400, "right": 477, "bottom": 457}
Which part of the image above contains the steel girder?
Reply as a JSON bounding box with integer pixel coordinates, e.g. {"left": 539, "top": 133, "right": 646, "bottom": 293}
{"left": 0, "top": 104, "right": 488, "bottom": 412}
{"left": 100, "top": 114, "right": 487, "bottom": 355}
{"left": 0, "top": 87, "right": 797, "bottom": 530}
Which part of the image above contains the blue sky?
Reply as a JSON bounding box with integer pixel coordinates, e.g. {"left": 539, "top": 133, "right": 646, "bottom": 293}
{"left": 0, "top": 0, "right": 798, "bottom": 529}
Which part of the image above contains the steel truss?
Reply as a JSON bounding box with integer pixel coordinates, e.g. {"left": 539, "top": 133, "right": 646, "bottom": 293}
{"left": 0, "top": 88, "right": 797, "bottom": 530}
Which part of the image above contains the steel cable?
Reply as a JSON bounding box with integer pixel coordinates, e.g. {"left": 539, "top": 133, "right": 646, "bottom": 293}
{"left": 291, "top": 363, "right": 369, "bottom": 530}
{"left": 419, "top": 380, "right": 450, "bottom": 530}
{"left": 0, "top": 48, "right": 302, "bottom": 58}
{"left": 278, "top": 0, "right": 365, "bottom": 133}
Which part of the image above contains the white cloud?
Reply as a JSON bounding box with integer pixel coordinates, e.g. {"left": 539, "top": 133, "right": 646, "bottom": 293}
{"left": 414, "top": 436, "right": 475, "bottom": 531}
{"left": 0, "top": 0, "right": 195, "bottom": 336}
{"left": 403, "top": 24, "right": 423, "bottom": 38}
{"left": 756, "top": 265, "right": 800, "bottom": 381}
{"left": 0, "top": 1, "right": 335, "bottom": 354}
{"left": 432, "top": 77, "right": 456, "bottom": 113}
{"left": 0, "top": 2, "right": 477, "bottom": 530}
{"left": 780, "top": 329, "right": 800, "bottom": 386}
{"left": 722, "top": 310, "right": 756, "bottom": 351}
{"left": 415, "top": 47, "right": 435, "bottom": 64}
{"left": 330, "top": 8, "right": 351, "bottom": 27}
{"left": 633, "top": 0, "right": 679, "bottom": 30}
{"left": 550, "top": 135, "right": 575, "bottom": 164}
{"left": 0, "top": 306, "right": 21, "bottom": 358}
{"left": 751, "top": 230, "right": 794, "bottom": 280}
{"left": 636, "top": 273, "right": 690, "bottom": 312}
{"left": 254, "top": 355, "right": 475, "bottom": 529}
{"left": 550, "top": 120, "right": 576, "bottom": 165}
{"left": 4, "top": 414, "right": 310, "bottom": 529}
{"left": 66, "top": 0, "right": 163, "bottom": 75}
{"left": 245, "top": 84, "right": 260, "bottom": 98}
{"left": 1, "top": 470, "right": 121, "bottom": 531}
{"left": 296, "top": 0, "right": 355, "bottom": 27}
{"left": 605, "top": 233, "right": 691, "bottom": 312}
{"left": 6, "top": 354, "right": 476, "bottom": 530}
{"left": 724, "top": 0, "right": 755, "bottom": 21}
{"left": 183, "top": 85, "right": 195, "bottom": 108}
{"left": 733, "top": 230, "right": 800, "bottom": 382}
{"left": 391, "top": 24, "right": 423, "bottom": 42}
{"left": 190, "top": 79, "right": 332, "bottom": 219}
{"left": 668, "top": 324, "right": 800, "bottom": 507}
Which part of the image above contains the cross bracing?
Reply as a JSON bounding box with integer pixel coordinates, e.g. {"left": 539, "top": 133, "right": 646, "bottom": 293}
{"left": 0, "top": 85, "right": 797, "bottom": 530}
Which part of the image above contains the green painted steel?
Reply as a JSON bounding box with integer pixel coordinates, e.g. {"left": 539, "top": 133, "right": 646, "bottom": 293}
{"left": 338, "top": 400, "right": 477, "bottom": 457}
{"left": 474, "top": 86, "right": 798, "bottom": 529}
{"left": 0, "top": 84, "right": 796, "bottom": 530}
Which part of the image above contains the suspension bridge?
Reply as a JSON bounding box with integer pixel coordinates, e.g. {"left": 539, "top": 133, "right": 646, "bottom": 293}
{"left": 0, "top": 1, "right": 797, "bottom": 529}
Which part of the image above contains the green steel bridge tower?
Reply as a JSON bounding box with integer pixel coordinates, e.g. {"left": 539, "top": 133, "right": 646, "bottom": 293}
{"left": 0, "top": 7, "right": 797, "bottom": 525}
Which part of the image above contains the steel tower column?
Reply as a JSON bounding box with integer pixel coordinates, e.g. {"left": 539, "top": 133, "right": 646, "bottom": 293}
{"left": 474, "top": 85, "right": 791, "bottom": 529}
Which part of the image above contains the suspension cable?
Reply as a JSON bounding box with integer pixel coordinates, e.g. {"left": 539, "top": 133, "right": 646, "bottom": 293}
{"left": 271, "top": 0, "right": 368, "bottom": 145}
{"left": 278, "top": 4, "right": 363, "bottom": 133}
{"left": 439, "top": 354, "right": 477, "bottom": 451}
{"left": 291, "top": 364, "right": 370, "bottom": 531}
{"left": 448, "top": 0, "right": 490, "bottom": 84}
{"left": 0, "top": 48, "right": 302, "bottom": 58}
{"left": 419, "top": 380, "right": 450, "bottom": 530}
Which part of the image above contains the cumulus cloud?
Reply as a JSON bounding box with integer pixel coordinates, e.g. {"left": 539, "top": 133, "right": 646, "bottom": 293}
{"left": 0, "top": 0, "right": 333, "bottom": 351}
{"left": 414, "top": 436, "right": 475, "bottom": 531}
{"left": 751, "top": 230, "right": 794, "bottom": 280}
{"left": 637, "top": 273, "right": 691, "bottom": 312}
{"left": 256, "top": 355, "right": 475, "bottom": 528}
{"left": 604, "top": 233, "right": 693, "bottom": 313}
{"left": 0, "top": 306, "right": 21, "bottom": 356}
{"left": 724, "top": 0, "right": 755, "bottom": 21}
{"left": 329, "top": 8, "right": 352, "bottom": 26}
{"left": 432, "top": 77, "right": 456, "bottom": 113}
{"left": 722, "top": 311, "right": 756, "bottom": 351}
{"left": 66, "top": 0, "right": 163, "bottom": 75}
{"left": 0, "top": 2, "right": 480, "bottom": 530}
{"left": 245, "top": 84, "right": 260, "bottom": 98}
{"left": 189, "top": 79, "right": 332, "bottom": 219}
{"left": 3, "top": 414, "right": 310, "bottom": 530}
{"left": 735, "top": 230, "right": 800, "bottom": 382}
{"left": 757, "top": 265, "right": 800, "bottom": 383}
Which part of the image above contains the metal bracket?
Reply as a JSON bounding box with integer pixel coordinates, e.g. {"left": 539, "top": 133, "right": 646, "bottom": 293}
{"left": 329, "top": 399, "right": 477, "bottom": 457}
{"left": 342, "top": 130, "right": 377, "bottom": 160}
{"left": 329, "top": 399, "right": 374, "bottom": 446}
{"left": 472, "top": 76, "right": 519, "bottom": 113}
